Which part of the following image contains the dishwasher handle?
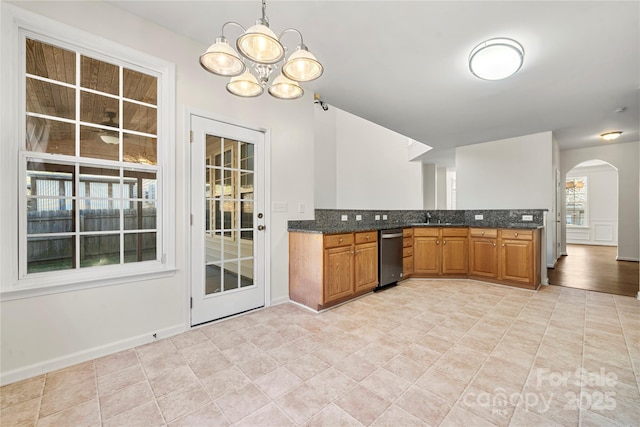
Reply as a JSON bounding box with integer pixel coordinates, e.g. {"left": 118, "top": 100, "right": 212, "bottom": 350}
{"left": 381, "top": 233, "right": 403, "bottom": 239}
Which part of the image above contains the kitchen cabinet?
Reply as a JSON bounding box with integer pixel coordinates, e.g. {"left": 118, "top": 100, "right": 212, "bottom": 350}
{"left": 289, "top": 231, "right": 378, "bottom": 310}
{"left": 413, "top": 228, "right": 468, "bottom": 276}
{"left": 469, "top": 228, "right": 498, "bottom": 278}
{"left": 402, "top": 228, "right": 414, "bottom": 277}
{"left": 499, "top": 229, "right": 539, "bottom": 287}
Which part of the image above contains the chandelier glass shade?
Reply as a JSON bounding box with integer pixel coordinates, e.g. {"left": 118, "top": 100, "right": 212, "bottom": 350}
{"left": 600, "top": 131, "right": 622, "bottom": 141}
{"left": 199, "top": 0, "right": 323, "bottom": 100}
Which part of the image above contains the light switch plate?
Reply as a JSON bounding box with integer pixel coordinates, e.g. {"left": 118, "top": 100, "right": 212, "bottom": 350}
{"left": 272, "top": 201, "right": 288, "bottom": 212}
{"left": 356, "top": 215, "right": 362, "bottom": 221}
{"left": 522, "top": 214, "right": 533, "bottom": 221}
{"left": 341, "top": 215, "right": 348, "bottom": 221}
{"left": 475, "top": 214, "right": 484, "bottom": 220}
{"left": 298, "top": 203, "right": 305, "bottom": 213}
{"left": 383, "top": 215, "right": 388, "bottom": 220}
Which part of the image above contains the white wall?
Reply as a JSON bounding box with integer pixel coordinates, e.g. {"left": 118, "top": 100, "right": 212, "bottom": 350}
{"left": 566, "top": 163, "right": 618, "bottom": 246}
{"left": 422, "top": 164, "right": 437, "bottom": 210}
{"left": 455, "top": 132, "right": 553, "bottom": 210}
{"left": 1, "top": 1, "right": 315, "bottom": 383}
{"left": 313, "top": 105, "right": 337, "bottom": 208}
{"left": 315, "top": 107, "right": 423, "bottom": 210}
{"left": 560, "top": 142, "right": 639, "bottom": 262}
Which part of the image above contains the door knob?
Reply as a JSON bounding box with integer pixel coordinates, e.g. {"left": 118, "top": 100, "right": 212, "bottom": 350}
{"left": 257, "top": 225, "right": 265, "bottom": 231}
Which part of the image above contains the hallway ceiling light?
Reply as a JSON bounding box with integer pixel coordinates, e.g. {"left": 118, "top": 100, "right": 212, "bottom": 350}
{"left": 469, "top": 38, "right": 524, "bottom": 80}
{"left": 199, "top": 0, "right": 323, "bottom": 100}
{"left": 600, "top": 131, "right": 623, "bottom": 141}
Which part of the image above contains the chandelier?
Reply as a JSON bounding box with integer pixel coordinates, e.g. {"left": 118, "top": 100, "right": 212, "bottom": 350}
{"left": 199, "top": 0, "right": 323, "bottom": 100}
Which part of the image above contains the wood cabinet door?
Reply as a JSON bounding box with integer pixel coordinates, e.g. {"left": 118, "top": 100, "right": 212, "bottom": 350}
{"left": 500, "top": 239, "right": 533, "bottom": 284}
{"left": 403, "top": 256, "right": 413, "bottom": 276}
{"left": 354, "top": 242, "right": 378, "bottom": 292}
{"left": 441, "top": 237, "right": 468, "bottom": 275}
{"left": 413, "top": 237, "right": 440, "bottom": 274}
{"left": 469, "top": 238, "right": 498, "bottom": 278}
{"left": 323, "top": 246, "right": 354, "bottom": 303}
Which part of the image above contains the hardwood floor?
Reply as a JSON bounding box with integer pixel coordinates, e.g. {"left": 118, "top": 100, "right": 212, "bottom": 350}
{"left": 548, "top": 244, "right": 639, "bottom": 297}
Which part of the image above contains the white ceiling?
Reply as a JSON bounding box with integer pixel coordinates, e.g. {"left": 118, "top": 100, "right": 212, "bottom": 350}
{"left": 110, "top": 1, "right": 639, "bottom": 164}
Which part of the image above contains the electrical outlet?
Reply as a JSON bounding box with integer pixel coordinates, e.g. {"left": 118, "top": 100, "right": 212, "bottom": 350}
{"left": 475, "top": 214, "right": 484, "bottom": 220}
{"left": 382, "top": 215, "right": 388, "bottom": 220}
{"left": 356, "top": 215, "right": 362, "bottom": 221}
{"left": 298, "top": 203, "right": 305, "bottom": 213}
{"left": 522, "top": 214, "right": 533, "bottom": 221}
{"left": 272, "top": 201, "right": 288, "bottom": 212}
{"left": 375, "top": 215, "right": 380, "bottom": 220}
{"left": 341, "top": 215, "right": 348, "bottom": 221}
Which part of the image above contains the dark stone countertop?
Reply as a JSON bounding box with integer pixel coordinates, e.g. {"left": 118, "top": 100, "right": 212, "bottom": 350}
{"left": 288, "top": 222, "right": 543, "bottom": 234}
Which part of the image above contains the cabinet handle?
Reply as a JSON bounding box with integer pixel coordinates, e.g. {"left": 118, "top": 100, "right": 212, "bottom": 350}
{"left": 339, "top": 238, "right": 343, "bottom": 243}
{"left": 443, "top": 240, "right": 446, "bottom": 245}
{"left": 481, "top": 231, "right": 485, "bottom": 235}
{"left": 436, "top": 240, "right": 440, "bottom": 245}
{"left": 502, "top": 243, "right": 506, "bottom": 247}
{"left": 351, "top": 250, "right": 355, "bottom": 255}
{"left": 366, "top": 235, "right": 370, "bottom": 240}
{"left": 493, "top": 243, "right": 496, "bottom": 247}
{"left": 514, "top": 232, "right": 518, "bottom": 237}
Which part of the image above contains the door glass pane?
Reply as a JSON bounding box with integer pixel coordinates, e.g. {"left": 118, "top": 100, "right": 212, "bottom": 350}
{"left": 204, "top": 134, "right": 255, "bottom": 296}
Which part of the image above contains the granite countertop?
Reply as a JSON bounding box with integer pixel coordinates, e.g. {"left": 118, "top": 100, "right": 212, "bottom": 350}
{"left": 288, "top": 222, "right": 543, "bottom": 234}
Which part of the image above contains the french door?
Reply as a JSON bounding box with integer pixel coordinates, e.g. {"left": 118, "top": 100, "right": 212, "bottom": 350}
{"left": 190, "top": 115, "right": 266, "bottom": 325}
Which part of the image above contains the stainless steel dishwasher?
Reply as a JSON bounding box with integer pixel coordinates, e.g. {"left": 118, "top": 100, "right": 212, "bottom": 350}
{"left": 376, "top": 229, "right": 403, "bottom": 291}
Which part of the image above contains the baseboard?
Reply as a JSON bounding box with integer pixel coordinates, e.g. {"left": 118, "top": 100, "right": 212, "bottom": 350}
{"left": 616, "top": 256, "right": 639, "bottom": 262}
{"left": 0, "top": 324, "right": 185, "bottom": 386}
{"left": 637, "top": 291, "right": 640, "bottom": 301}
{"left": 270, "top": 296, "right": 291, "bottom": 306}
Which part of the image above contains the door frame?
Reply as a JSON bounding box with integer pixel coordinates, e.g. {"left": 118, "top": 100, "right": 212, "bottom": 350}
{"left": 183, "top": 107, "right": 271, "bottom": 329}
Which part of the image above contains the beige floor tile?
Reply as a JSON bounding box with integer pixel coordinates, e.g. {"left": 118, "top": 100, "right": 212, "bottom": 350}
{"left": 206, "top": 329, "right": 248, "bottom": 351}
{"left": 95, "top": 349, "right": 139, "bottom": 378}
{"left": 334, "top": 353, "right": 378, "bottom": 382}
{"left": 415, "top": 368, "right": 468, "bottom": 404}
{"left": 214, "top": 383, "right": 270, "bottom": 424}
{"left": 156, "top": 383, "right": 211, "bottom": 423}
{"left": 135, "top": 339, "right": 177, "bottom": 364}
{"left": 353, "top": 341, "right": 398, "bottom": 366}
{"left": 170, "top": 329, "right": 209, "bottom": 350}
{"left": 254, "top": 366, "right": 303, "bottom": 399}
{"left": 37, "top": 397, "right": 99, "bottom": 427}
{"left": 348, "top": 325, "right": 387, "bottom": 343}
{"left": 285, "top": 354, "right": 330, "bottom": 381}
{"left": 101, "top": 400, "right": 164, "bottom": 427}
{"left": 472, "top": 358, "right": 529, "bottom": 396}
{"left": 335, "top": 384, "right": 390, "bottom": 425}
{"left": 400, "top": 342, "right": 442, "bottom": 366}
{"left": 370, "top": 404, "right": 428, "bottom": 426}
{"left": 188, "top": 351, "right": 233, "bottom": 379}
{"left": 267, "top": 341, "right": 308, "bottom": 365}
{"left": 457, "top": 386, "right": 516, "bottom": 427}
{"left": 440, "top": 405, "right": 498, "bottom": 427}
{"left": 167, "top": 402, "right": 230, "bottom": 427}
{"left": 580, "top": 408, "right": 626, "bottom": 427}
{"left": 235, "top": 351, "right": 280, "bottom": 380}
{"left": 0, "top": 376, "right": 44, "bottom": 409}
{"left": 275, "top": 384, "right": 331, "bottom": 425}
{"left": 360, "top": 367, "right": 411, "bottom": 402}
{"left": 148, "top": 364, "right": 199, "bottom": 398}
{"left": 509, "top": 405, "right": 563, "bottom": 426}
{"left": 303, "top": 403, "right": 363, "bottom": 427}
{"left": 433, "top": 345, "right": 487, "bottom": 383}
{"left": 251, "top": 331, "right": 290, "bottom": 351}
{"left": 306, "top": 367, "right": 357, "bottom": 401}
{"left": 177, "top": 340, "right": 221, "bottom": 364}
{"left": 395, "top": 385, "right": 453, "bottom": 426}
{"left": 97, "top": 364, "right": 146, "bottom": 396}
{"left": 140, "top": 351, "right": 186, "bottom": 379}
{"left": 313, "top": 343, "right": 351, "bottom": 366}
{"left": 43, "top": 361, "right": 95, "bottom": 395}
{"left": 0, "top": 397, "right": 40, "bottom": 426}
{"left": 235, "top": 402, "right": 296, "bottom": 427}
{"left": 587, "top": 395, "right": 640, "bottom": 426}
{"left": 199, "top": 366, "right": 250, "bottom": 399}
{"left": 39, "top": 378, "right": 96, "bottom": 418}
{"left": 99, "top": 380, "right": 154, "bottom": 421}
{"left": 382, "top": 354, "right": 427, "bottom": 382}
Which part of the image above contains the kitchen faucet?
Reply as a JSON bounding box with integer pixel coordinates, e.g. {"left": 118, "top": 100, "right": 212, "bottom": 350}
{"left": 426, "top": 212, "right": 431, "bottom": 224}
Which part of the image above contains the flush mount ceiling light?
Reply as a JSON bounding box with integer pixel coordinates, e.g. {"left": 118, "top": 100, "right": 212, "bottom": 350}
{"left": 199, "top": 0, "right": 323, "bottom": 100}
{"left": 600, "top": 131, "right": 623, "bottom": 141}
{"left": 469, "top": 38, "right": 524, "bottom": 80}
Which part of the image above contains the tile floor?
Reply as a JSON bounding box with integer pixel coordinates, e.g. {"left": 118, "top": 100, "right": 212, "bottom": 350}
{"left": 1, "top": 279, "right": 639, "bottom": 426}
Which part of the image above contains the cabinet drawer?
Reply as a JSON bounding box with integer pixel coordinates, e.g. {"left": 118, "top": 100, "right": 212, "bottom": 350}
{"left": 500, "top": 229, "right": 533, "bottom": 241}
{"left": 403, "top": 237, "right": 413, "bottom": 248}
{"left": 442, "top": 228, "right": 468, "bottom": 237}
{"left": 355, "top": 231, "right": 378, "bottom": 244}
{"left": 469, "top": 228, "right": 497, "bottom": 238}
{"left": 403, "top": 228, "right": 414, "bottom": 238}
{"left": 414, "top": 228, "right": 439, "bottom": 237}
{"left": 403, "top": 256, "right": 413, "bottom": 274}
{"left": 403, "top": 247, "right": 413, "bottom": 257}
{"left": 324, "top": 233, "right": 354, "bottom": 248}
